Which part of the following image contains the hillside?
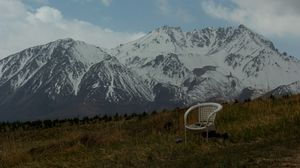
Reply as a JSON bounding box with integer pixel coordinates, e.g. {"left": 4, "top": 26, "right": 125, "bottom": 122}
{"left": 1, "top": 95, "right": 300, "bottom": 167}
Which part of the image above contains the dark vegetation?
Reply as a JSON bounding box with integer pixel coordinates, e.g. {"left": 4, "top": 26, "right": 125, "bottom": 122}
{"left": 0, "top": 112, "right": 150, "bottom": 133}
{"left": 1, "top": 94, "right": 300, "bottom": 167}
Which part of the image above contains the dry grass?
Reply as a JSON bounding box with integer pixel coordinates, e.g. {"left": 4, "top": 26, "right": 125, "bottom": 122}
{"left": 1, "top": 95, "right": 300, "bottom": 167}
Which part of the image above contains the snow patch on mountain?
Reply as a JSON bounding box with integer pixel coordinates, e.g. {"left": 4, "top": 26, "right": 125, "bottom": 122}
{"left": 78, "top": 55, "right": 154, "bottom": 104}
{"left": 184, "top": 69, "right": 243, "bottom": 102}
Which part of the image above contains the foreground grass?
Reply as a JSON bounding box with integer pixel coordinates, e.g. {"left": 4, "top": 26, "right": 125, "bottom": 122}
{"left": 1, "top": 95, "right": 300, "bottom": 167}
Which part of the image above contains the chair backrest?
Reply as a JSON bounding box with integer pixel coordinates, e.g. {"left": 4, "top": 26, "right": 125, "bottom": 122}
{"left": 199, "top": 105, "right": 217, "bottom": 123}
{"left": 184, "top": 102, "right": 222, "bottom": 125}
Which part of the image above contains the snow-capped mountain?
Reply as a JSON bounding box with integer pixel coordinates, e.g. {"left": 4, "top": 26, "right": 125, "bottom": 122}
{"left": 0, "top": 38, "right": 110, "bottom": 120}
{"left": 113, "top": 25, "right": 300, "bottom": 90}
{"left": 0, "top": 38, "right": 105, "bottom": 95}
{"left": 265, "top": 81, "right": 300, "bottom": 98}
{"left": 0, "top": 25, "right": 300, "bottom": 121}
{"left": 0, "top": 39, "right": 152, "bottom": 120}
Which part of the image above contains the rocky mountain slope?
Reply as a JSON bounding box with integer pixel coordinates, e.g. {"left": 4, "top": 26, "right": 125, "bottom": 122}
{"left": 0, "top": 39, "right": 154, "bottom": 120}
{"left": 0, "top": 25, "right": 299, "bottom": 121}
{"left": 265, "top": 81, "right": 300, "bottom": 98}
{"left": 113, "top": 25, "right": 300, "bottom": 90}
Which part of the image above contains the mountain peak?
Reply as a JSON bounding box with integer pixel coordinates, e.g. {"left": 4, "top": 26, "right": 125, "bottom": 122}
{"left": 238, "top": 24, "right": 247, "bottom": 29}
{"left": 47, "top": 38, "right": 79, "bottom": 49}
{"left": 238, "top": 24, "right": 250, "bottom": 30}
{"left": 236, "top": 24, "right": 256, "bottom": 35}
{"left": 51, "top": 38, "right": 94, "bottom": 48}
{"left": 154, "top": 25, "right": 182, "bottom": 33}
{"left": 57, "top": 37, "right": 75, "bottom": 42}
{"left": 53, "top": 38, "right": 77, "bottom": 44}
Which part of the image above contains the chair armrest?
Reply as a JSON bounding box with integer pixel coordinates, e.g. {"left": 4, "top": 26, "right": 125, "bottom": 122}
{"left": 184, "top": 104, "right": 200, "bottom": 126}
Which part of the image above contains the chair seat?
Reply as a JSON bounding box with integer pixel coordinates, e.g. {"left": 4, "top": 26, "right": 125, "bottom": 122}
{"left": 185, "top": 122, "right": 215, "bottom": 131}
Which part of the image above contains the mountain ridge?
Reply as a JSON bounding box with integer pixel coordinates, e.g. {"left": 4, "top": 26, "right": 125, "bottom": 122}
{"left": 0, "top": 25, "right": 299, "bottom": 121}
{"left": 114, "top": 25, "right": 300, "bottom": 91}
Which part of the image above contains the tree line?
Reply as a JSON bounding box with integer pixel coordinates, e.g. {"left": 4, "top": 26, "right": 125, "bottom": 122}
{"left": 0, "top": 111, "right": 153, "bottom": 132}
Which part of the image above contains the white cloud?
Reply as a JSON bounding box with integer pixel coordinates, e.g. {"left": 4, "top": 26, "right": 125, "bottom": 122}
{"left": 25, "top": 0, "right": 49, "bottom": 5}
{"left": 68, "top": 0, "right": 111, "bottom": 6}
{"left": 31, "top": 6, "right": 63, "bottom": 23}
{"left": 0, "top": 0, "right": 145, "bottom": 58}
{"left": 157, "top": 0, "right": 170, "bottom": 15}
{"left": 101, "top": 0, "right": 112, "bottom": 7}
{"left": 201, "top": 0, "right": 300, "bottom": 37}
{"left": 156, "top": 0, "right": 195, "bottom": 23}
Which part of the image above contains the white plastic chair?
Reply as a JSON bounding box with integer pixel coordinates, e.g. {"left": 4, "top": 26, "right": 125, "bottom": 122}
{"left": 184, "top": 102, "right": 222, "bottom": 143}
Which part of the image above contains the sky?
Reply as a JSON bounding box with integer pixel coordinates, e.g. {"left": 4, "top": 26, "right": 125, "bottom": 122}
{"left": 0, "top": 0, "right": 299, "bottom": 59}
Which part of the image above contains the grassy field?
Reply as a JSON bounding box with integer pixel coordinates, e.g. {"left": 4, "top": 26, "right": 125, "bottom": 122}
{"left": 1, "top": 95, "right": 300, "bottom": 167}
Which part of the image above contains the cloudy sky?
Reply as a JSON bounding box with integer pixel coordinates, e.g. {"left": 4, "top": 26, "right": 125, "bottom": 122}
{"left": 0, "top": 0, "right": 299, "bottom": 59}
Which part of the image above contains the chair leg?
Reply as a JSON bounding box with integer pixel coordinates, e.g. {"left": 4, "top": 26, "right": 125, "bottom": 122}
{"left": 185, "top": 128, "right": 187, "bottom": 144}
{"left": 206, "top": 130, "right": 208, "bottom": 142}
